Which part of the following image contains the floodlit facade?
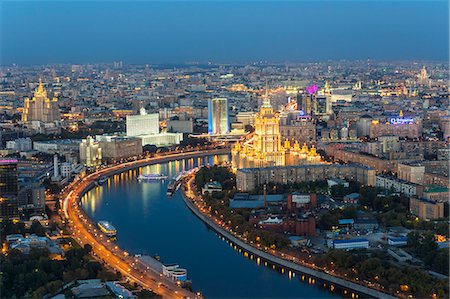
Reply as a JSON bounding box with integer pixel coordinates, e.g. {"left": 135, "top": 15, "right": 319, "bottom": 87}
{"left": 79, "top": 136, "right": 102, "bottom": 167}
{"left": 96, "top": 135, "right": 143, "bottom": 161}
{"left": 126, "top": 108, "right": 159, "bottom": 137}
{"left": 208, "top": 98, "right": 229, "bottom": 134}
{"left": 232, "top": 95, "right": 321, "bottom": 168}
{"left": 139, "top": 133, "right": 183, "bottom": 147}
{"left": 126, "top": 108, "right": 182, "bottom": 147}
{"left": 22, "top": 81, "right": 60, "bottom": 123}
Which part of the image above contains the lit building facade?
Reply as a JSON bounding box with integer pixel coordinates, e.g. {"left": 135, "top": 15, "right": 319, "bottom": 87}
{"left": 79, "top": 136, "right": 102, "bottom": 167}
{"left": 126, "top": 108, "right": 182, "bottom": 147}
{"left": 126, "top": 108, "right": 159, "bottom": 137}
{"left": 369, "top": 112, "right": 422, "bottom": 139}
{"left": 139, "top": 133, "right": 183, "bottom": 147}
{"left": 232, "top": 95, "right": 321, "bottom": 168}
{"left": 417, "top": 66, "right": 431, "bottom": 86}
{"left": 96, "top": 135, "right": 143, "bottom": 162}
{"left": 22, "top": 81, "right": 60, "bottom": 123}
{"left": 208, "top": 98, "right": 229, "bottom": 135}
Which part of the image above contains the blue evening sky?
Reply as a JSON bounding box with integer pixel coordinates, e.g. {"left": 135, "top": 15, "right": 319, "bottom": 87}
{"left": 0, "top": 1, "right": 448, "bottom": 65}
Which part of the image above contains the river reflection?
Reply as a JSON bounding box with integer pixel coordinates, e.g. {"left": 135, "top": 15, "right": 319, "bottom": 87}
{"left": 82, "top": 155, "right": 344, "bottom": 298}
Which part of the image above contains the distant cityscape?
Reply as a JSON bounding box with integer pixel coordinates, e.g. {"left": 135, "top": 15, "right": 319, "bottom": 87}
{"left": 0, "top": 59, "right": 448, "bottom": 299}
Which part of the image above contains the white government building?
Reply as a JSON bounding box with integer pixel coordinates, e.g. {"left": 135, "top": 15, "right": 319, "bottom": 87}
{"left": 126, "top": 108, "right": 183, "bottom": 146}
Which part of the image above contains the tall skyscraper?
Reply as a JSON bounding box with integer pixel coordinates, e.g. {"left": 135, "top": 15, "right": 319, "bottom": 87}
{"left": 22, "top": 80, "right": 60, "bottom": 122}
{"left": 208, "top": 98, "right": 229, "bottom": 135}
{"left": 232, "top": 94, "right": 321, "bottom": 169}
{"left": 126, "top": 108, "right": 159, "bottom": 137}
{"left": 417, "top": 66, "right": 431, "bottom": 86}
{"left": 0, "top": 159, "right": 19, "bottom": 220}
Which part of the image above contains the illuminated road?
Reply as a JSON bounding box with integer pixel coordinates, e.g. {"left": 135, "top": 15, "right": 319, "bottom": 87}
{"left": 62, "top": 149, "right": 228, "bottom": 299}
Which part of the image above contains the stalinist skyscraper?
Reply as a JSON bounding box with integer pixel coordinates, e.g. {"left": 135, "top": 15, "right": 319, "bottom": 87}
{"left": 232, "top": 86, "right": 321, "bottom": 168}
{"left": 22, "top": 80, "right": 60, "bottom": 123}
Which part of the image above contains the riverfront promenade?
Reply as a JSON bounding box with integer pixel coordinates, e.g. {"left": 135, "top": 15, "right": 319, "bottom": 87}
{"left": 62, "top": 149, "right": 229, "bottom": 299}
{"left": 182, "top": 174, "right": 399, "bottom": 299}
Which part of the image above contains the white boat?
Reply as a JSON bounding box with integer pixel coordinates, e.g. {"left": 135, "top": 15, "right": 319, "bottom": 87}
{"left": 174, "top": 171, "right": 186, "bottom": 182}
{"left": 138, "top": 173, "right": 168, "bottom": 181}
{"left": 97, "top": 176, "right": 108, "bottom": 185}
{"left": 167, "top": 179, "right": 176, "bottom": 196}
{"left": 98, "top": 221, "right": 117, "bottom": 237}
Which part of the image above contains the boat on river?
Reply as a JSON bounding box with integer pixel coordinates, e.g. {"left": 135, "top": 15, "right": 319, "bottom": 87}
{"left": 138, "top": 173, "right": 168, "bottom": 181}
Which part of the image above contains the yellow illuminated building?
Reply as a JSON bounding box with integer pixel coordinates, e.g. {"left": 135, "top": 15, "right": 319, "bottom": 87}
{"left": 22, "top": 80, "right": 60, "bottom": 122}
{"left": 232, "top": 91, "right": 321, "bottom": 168}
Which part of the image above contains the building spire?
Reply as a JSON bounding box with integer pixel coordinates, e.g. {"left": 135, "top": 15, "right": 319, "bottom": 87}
{"left": 265, "top": 79, "right": 269, "bottom": 97}
{"left": 262, "top": 79, "right": 271, "bottom": 108}
{"left": 35, "top": 79, "right": 46, "bottom": 97}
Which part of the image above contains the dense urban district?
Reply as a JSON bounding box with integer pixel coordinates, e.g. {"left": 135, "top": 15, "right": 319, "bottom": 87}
{"left": 0, "top": 60, "right": 448, "bottom": 299}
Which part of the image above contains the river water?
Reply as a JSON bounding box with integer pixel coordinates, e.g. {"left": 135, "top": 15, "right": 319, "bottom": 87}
{"left": 81, "top": 154, "right": 342, "bottom": 298}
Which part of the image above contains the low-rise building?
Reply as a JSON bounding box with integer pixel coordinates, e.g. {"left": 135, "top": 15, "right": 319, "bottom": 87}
{"left": 96, "top": 135, "right": 142, "bottom": 162}
{"left": 229, "top": 193, "right": 285, "bottom": 209}
{"left": 332, "top": 238, "right": 369, "bottom": 250}
{"left": 397, "top": 162, "right": 425, "bottom": 185}
{"left": 388, "top": 248, "right": 412, "bottom": 262}
{"left": 236, "top": 164, "right": 375, "bottom": 192}
{"left": 369, "top": 118, "right": 422, "bottom": 139}
{"left": 6, "top": 138, "right": 32, "bottom": 152}
{"left": 410, "top": 197, "right": 444, "bottom": 220}
{"left": 354, "top": 218, "right": 379, "bottom": 231}
{"left": 201, "top": 181, "right": 223, "bottom": 195}
{"left": 375, "top": 174, "right": 423, "bottom": 197}
{"left": 105, "top": 281, "right": 136, "bottom": 299}
{"left": 323, "top": 145, "right": 397, "bottom": 173}
{"left": 162, "top": 264, "right": 187, "bottom": 282}
{"left": 422, "top": 186, "right": 449, "bottom": 202}
{"left": 388, "top": 236, "right": 408, "bottom": 246}
{"left": 139, "top": 132, "right": 183, "bottom": 147}
{"left": 423, "top": 172, "right": 449, "bottom": 188}
{"left": 34, "top": 139, "right": 81, "bottom": 155}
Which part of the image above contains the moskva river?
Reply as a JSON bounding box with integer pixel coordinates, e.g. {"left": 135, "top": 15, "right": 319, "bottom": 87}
{"left": 82, "top": 154, "right": 342, "bottom": 298}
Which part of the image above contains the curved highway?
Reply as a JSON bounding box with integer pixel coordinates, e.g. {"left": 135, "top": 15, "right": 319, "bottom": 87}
{"left": 62, "top": 149, "right": 229, "bottom": 299}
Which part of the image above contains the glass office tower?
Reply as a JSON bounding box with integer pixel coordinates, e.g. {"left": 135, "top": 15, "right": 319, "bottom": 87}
{"left": 208, "top": 98, "right": 229, "bottom": 135}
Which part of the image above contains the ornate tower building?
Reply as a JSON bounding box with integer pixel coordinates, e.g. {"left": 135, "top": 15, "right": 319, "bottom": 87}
{"left": 22, "top": 80, "right": 60, "bottom": 123}
{"left": 250, "top": 94, "right": 286, "bottom": 166}
{"left": 232, "top": 87, "right": 321, "bottom": 169}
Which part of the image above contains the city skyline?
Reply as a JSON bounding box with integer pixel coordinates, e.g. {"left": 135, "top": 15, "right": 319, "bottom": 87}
{"left": 0, "top": 2, "right": 449, "bottom": 299}
{"left": 1, "top": 1, "right": 449, "bottom": 65}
